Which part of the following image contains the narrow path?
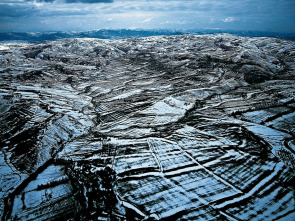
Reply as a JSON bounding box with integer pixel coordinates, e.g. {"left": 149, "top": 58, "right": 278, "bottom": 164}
{"left": 147, "top": 138, "right": 163, "bottom": 173}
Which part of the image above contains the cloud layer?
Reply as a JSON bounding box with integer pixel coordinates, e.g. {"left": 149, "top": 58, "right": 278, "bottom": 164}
{"left": 0, "top": 0, "right": 294, "bottom": 32}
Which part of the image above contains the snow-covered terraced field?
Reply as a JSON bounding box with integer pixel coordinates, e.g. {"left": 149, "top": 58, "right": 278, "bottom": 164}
{"left": 0, "top": 34, "right": 294, "bottom": 220}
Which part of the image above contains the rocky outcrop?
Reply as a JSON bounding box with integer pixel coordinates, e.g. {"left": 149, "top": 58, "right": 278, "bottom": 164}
{"left": 0, "top": 34, "right": 294, "bottom": 220}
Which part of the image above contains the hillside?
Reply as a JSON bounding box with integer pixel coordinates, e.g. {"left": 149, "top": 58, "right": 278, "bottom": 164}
{"left": 0, "top": 34, "right": 295, "bottom": 220}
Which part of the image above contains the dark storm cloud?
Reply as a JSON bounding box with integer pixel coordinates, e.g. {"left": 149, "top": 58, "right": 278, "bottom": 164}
{"left": 64, "top": 0, "right": 113, "bottom": 3}
{"left": 24, "top": 0, "right": 113, "bottom": 3}
{"left": 0, "top": 0, "right": 113, "bottom": 19}
{"left": 0, "top": 0, "right": 294, "bottom": 32}
{"left": 25, "top": 0, "right": 55, "bottom": 2}
{"left": 0, "top": 3, "right": 38, "bottom": 18}
{"left": 37, "top": 0, "right": 55, "bottom": 2}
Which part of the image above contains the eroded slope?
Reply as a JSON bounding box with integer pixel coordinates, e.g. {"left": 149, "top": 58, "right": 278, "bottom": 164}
{"left": 0, "top": 34, "right": 295, "bottom": 220}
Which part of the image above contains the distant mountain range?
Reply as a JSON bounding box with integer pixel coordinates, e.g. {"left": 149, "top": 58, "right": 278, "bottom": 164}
{"left": 0, "top": 29, "right": 294, "bottom": 43}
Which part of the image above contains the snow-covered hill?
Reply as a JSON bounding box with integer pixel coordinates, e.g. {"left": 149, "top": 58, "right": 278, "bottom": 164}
{"left": 0, "top": 34, "right": 294, "bottom": 220}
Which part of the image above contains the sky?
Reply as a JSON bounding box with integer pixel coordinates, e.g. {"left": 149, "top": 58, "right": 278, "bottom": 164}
{"left": 0, "top": 0, "right": 294, "bottom": 33}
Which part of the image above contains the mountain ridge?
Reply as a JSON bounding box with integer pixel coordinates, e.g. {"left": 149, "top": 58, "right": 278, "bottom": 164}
{"left": 1, "top": 29, "right": 295, "bottom": 43}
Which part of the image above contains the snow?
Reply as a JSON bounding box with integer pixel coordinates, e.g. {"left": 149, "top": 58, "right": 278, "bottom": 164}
{"left": 276, "top": 211, "right": 295, "bottom": 221}
{"left": 244, "top": 123, "right": 291, "bottom": 152}
{"left": 216, "top": 162, "right": 284, "bottom": 209}
{"left": 0, "top": 45, "right": 9, "bottom": 50}
{"left": 24, "top": 165, "right": 66, "bottom": 192}
{"left": 1, "top": 34, "right": 295, "bottom": 220}
{"left": 108, "top": 89, "right": 142, "bottom": 101}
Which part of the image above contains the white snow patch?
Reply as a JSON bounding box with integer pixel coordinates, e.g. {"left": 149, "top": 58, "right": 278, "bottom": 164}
{"left": 108, "top": 89, "right": 142, "bottom": 101}
{"left": 0, "top": 45, "right": 9, "bottom": 50}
